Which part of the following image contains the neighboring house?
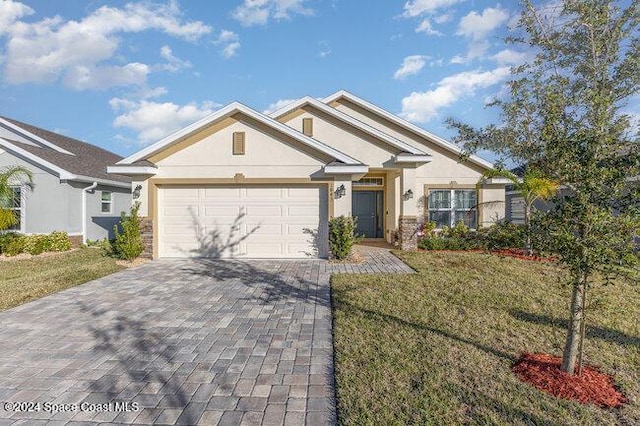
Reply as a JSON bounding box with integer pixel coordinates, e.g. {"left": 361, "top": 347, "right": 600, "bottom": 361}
{"left": 505, "top": 167, "right": 639, "bottom": 224}
{"left": 108, "top": 90, "right": 507, "bottom": 259}
{"left": 0, "top": 117, "right": 131, "bottom": 244}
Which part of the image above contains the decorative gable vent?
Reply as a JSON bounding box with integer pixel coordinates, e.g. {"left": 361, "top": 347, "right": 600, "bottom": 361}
{"left": 233, "top": 132, "right": 245, "bottom": 155}
{"left": 302, "top": 118, "right": 313, "bottom": 137}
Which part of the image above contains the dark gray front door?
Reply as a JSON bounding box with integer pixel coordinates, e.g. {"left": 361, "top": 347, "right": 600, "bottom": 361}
{"left": 353, "top": 191, "right": 383, "bottom": 238}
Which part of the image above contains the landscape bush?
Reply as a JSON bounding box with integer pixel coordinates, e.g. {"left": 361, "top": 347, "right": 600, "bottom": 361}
{"left": 476, "top": 221, "right": 526, "bottom": 251}
{"left": 113, "top": 202, "right": 143, "bottom": 260}
{"left": 417, "top": 220, "right": 528, "bottom": 252}
{"left": 329, "top": 216, "right": 359, "bottom": 260}
{"left": 47, "top": 231, "right": 72, "bottom": 252}
{"left": 0, "top": 231, "right": 72, "bottom": 256}
{"left": 0, "top": 232, "right": 20, "bottom": 254}
{"left": 2, "top": 235, "right": 26, "bottom": 256}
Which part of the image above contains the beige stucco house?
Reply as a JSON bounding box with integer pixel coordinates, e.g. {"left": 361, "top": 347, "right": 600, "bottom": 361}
{"left": 108, "top": 91, "right": 506, "bottom": 259}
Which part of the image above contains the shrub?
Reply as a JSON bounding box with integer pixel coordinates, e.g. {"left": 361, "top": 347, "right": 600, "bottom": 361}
{"left": 24, "top": 234, "right": 48, "bottom": 255}
{"left": 477, "top": 222, "right": 527, "bottom": 251}
{"left": 417, "top": 221, "right": 481, "bottom": 251}
{"left": 329, "top": 216, "right": 358, "bottom": 260}
{"left": 3, "top": 235, "right": 25, "bottom": 256}
{"left": 113, "top": 202, "right": 143, "bottom": 260}
{"left": 0, "top": 232, "right": 20, "bottom": 254}
{"left": 418, "top": 236, "right": 447, "bottom": 250}
{"left": 46, "top": 231, "right": 71, "bottom": 252}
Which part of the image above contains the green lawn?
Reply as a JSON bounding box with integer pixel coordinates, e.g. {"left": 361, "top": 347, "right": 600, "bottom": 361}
{"left": 0, "top": 248, "right": 125, "bottom": 311}
{"left": 331, "top": 251, "right": 639, "bottom": 425}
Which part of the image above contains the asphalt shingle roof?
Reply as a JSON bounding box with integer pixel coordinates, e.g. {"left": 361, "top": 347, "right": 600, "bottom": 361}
{"left": 0, "top": 117, "right": 130, "bottom": 183}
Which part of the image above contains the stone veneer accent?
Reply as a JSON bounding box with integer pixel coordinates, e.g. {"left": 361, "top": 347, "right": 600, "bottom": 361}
{"left": 139, "top": 217, "right": 153, "bottom": 259}
{"left": 398, "top": 215, "right": 418, "bottom": 251}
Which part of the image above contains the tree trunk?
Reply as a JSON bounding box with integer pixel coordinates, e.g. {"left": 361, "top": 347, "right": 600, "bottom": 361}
{"left": 524, "top": 205, "right": 532, "bottom": 256}
{"left": 561, "top": 277, "right": 587, "bottom": 375}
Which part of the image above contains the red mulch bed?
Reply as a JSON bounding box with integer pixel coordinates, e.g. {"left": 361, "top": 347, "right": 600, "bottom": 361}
{"left": 418, "top": 248, "right": 555, "bottom": 262}
{"left": 489, "top": 248, "right": 555, "bottom": 262}
{"left": 512, "top": 353, "right": 628, "bottom": 408}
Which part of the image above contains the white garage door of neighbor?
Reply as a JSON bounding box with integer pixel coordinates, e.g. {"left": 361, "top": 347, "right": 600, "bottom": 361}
{"left": 158, "top": 185, "right": 328, "bottom": 258}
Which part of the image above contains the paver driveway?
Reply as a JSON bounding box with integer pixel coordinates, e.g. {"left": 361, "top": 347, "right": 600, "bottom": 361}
{"left": 0, "top": 246, "right": 413, "bottom": 425}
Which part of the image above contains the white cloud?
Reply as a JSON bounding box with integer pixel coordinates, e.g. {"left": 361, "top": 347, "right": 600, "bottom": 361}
{"left": 434, "top": 12, "right": 453, "bottom": 24}
{"left": 157, "top": 45, "right": 192, "bottom": 72}
{"left": 64, "top": 62, "right": 149, "bottom": 90}
{"left": 454, "top": 7, "right": 509, "bottom": 62}
{"left": 491, "top": 48, "right": 527, "bottom": 65}
{"left": 110, "top": 97, "right": 219, "bottom": 145}
{"left": 400, "top": 67, "right": 510, "bottom": 122}
{"left": 394, "top": 55, "right": 428, "bottom": 80}
{"left": 215, "top": 30, "right": 241, "bottom": 58}
{"left": 0, "top": 0, "right": 33, "bottom": 35}
{"left": 456, "top": 7, "right": 509, "bottom": 40}
{"left": 1, "top": 1, "right": 211, "bottom": 89}
{"left": 263, "top": 98, "right": 297, "bottom": 114}
{"left": 415, "top": 19, "right": 442, "bottom": 36}
{"left": 317, "top": 40, "right": 332, "bottom": 58}
{"left": 402, "top": 0, "right": 462, "bottom": 35}
{"left": 402, "top": 0, "right": 464, "bottom": 18}
{"left": 232, "top": 0, "right": 313, "bottom": 27}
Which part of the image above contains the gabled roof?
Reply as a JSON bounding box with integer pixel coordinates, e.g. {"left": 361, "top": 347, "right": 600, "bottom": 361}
{"left": 0, "top": 116, "right": 130, "bottom": 185}
{"left": 117, "top": 101, "right": 363, "bottom": 166}
{"left": 269, "top": 96, "right": 430, "bottom": 157}
{"left": 323, "top": 90, "right": 494, "bottom": 169}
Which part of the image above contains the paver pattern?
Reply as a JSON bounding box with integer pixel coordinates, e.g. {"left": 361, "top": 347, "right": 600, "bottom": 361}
{"left": 0, "top": 245, "right": 412, "bottom": 425}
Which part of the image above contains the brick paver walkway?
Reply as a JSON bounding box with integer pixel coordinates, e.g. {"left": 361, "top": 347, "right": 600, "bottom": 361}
{"left": 0, "top": 245, "right": 412, "bottom": 425}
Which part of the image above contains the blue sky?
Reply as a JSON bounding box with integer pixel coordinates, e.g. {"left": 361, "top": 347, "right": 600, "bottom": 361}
{"left": 0, "top": 1, "right": 568, "bottom": 159}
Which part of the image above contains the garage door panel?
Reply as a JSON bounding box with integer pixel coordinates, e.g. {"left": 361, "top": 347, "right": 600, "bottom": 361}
{"left": 203, "top": 206, "right": 240, "bottom": 217}
{"left": 164, "top": 188, "right": 199, "bottom": 198}
{"left": 159, "top": 185, "right": 327, "bottom": 258}
{"left": 203, "top": 187, "right": 241, "bottom": 199}
{"left": 245, "top": 187, "right": 283, "bottom": 198}
{"left": 246, "top": 205, "right": 282, "bottom": 217}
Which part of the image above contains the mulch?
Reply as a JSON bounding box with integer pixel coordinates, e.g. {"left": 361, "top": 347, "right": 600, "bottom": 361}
{"left": 418, "top": 248, "right": 555, "bottom": 262}
{"left": 489, "top": 248, "right": 555, "bottom": 262}
{"left": 512, "top": 352, "right": 628, "bottom": 408}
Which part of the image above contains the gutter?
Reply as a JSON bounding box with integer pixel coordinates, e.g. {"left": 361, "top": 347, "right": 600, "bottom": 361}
{"left": 82, "top": 182, "right": 98, "bottom": 245}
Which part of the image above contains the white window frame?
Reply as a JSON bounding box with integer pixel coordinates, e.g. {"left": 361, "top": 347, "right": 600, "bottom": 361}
{"left": 353, "top": 177, "right": 385, "bottom": 187}
{"left": 101, "top": 191, "right": 113, "bottom": 214}
{"left": 428, "top": 189, "right": 477, "bottom": 229}
{"left": 4, "top": 186, "right": 24, "bottom": 232}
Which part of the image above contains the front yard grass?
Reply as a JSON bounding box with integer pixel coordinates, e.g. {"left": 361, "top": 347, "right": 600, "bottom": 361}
{"left": 331, "top": 251, "right": 639, "bottom": 425}
{"left": 0, "top": 248, "right": 125, "bottom": 311}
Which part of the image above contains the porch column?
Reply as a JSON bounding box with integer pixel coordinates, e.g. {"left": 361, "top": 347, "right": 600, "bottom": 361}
{"left": 398, "top": 166, "right": 418, "bottom": 250}
{"left": 332, "top": 178, "right": 352, "bottom": 218}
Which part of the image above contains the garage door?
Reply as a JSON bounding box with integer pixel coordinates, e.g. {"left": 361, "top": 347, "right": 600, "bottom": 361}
{"left": 158, "top": 185, "right": 328, "bottom": 258}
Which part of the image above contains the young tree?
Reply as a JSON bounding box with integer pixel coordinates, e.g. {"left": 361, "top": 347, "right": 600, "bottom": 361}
{"left": 449, "top": 0, "right": 639, "bottom": 375}
{"left": 480, "top": 168, "right": 558, "bottom": 255}
{"left": 0, "top": 166, "right": 33, "bottom": 230}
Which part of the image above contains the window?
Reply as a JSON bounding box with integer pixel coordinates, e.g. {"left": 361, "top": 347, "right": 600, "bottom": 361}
{"left": 353, "top": 177, "right": 384, "bottom": 187}
{"left": 101, "top": 191, "right": 112, "bottom": 213}
{"left": 1, "top": 187, "right": 22, "bottom": 231}
{"left": 302, "top": 118, "right": 313, "bottom": 136}
{"left": 428, "top": 189, "right": 477, "bottom": 229}
{"left": 233, "top": 132, "right": 245, "bottom": 155}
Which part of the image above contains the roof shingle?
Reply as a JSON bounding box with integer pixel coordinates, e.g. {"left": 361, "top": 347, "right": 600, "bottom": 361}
{"left": 0, "top": 117, "right": 130, "bottom": 183}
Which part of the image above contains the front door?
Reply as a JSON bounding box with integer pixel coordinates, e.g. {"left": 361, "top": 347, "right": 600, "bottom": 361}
{"left": 353, "top": 191, "right": 383, "bottom": 238}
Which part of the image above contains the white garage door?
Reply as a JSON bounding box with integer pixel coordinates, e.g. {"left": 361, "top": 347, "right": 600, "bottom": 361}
{"left": 158, "top": 185, "right": 328, "bottom": 258}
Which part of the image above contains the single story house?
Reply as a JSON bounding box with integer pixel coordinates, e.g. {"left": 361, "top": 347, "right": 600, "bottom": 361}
{"left": 0, "top": 117, "right": 131, "bottom": 244}
{"left": 108, "top": 90, "right": 507, "bottom": 259}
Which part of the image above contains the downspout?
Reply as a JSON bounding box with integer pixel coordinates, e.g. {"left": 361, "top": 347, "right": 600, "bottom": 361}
{"left": 82, "top": 182, "right": 98, "bottom": 245}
